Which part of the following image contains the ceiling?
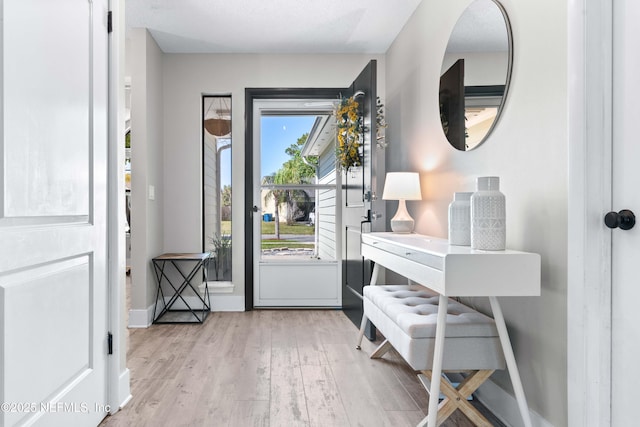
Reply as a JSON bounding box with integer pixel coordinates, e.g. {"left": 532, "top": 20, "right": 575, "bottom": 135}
{"left": 125, "top": 0, "right": 423, "bottom": 54}
{"left": 446, "top": 0, "right": 509, "bottom": 53}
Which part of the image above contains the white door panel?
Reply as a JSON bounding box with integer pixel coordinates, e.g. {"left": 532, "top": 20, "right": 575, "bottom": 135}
{"left": 0, "top": 0, "right": 109, "bottom": 425}
{"left": 4, "top": 259, "right": 91, "bottom": 422}
{"left": 611, "top": 1, "right": 640, "bottom": 424}
{"left": 259, "top": 263, "right": 339, "bottom": 303}
{"left": 4, "top": 0, "right": 91, "bottom": 217}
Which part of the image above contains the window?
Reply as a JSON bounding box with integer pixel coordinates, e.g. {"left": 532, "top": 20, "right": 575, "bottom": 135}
{"left": 259, "top": 113, "right": 338, "bottom": 261}
{"left": 202, "top": 95, "right": 232, "bottom": 281}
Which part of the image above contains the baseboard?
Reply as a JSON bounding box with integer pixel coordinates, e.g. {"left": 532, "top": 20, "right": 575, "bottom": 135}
{"left": 160, "top": 294, "right": 245, "bottom": 312}
{"left": 207, "top": 281, "right": 234, "bottom": 294}
{"left": 128, "top": 304, "right": 154, "bottom": 328}
{"left": 210, "top": 295, "right": 245, "bottom": 311}
{"left": 128, "top": 295, "right": 244, "bottom": 327}
{"left": 474, "top": 378, "right": 553, "bottom": 427}
{"left": 107, "top": 368, "right": 132, "bottom": 417}
{"left": 117, "top": 369, "right": 132, "bottom": 410}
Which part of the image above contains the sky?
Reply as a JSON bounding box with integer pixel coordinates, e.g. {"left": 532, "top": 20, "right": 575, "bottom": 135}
{"left": 260, "top": 116, "right": 316, "bottom": 178}
{"left": 217, "top": 115, "right": 316, "bottom": 188}
{"left": 219, "top": 143, "right": 231, "bottom": 187}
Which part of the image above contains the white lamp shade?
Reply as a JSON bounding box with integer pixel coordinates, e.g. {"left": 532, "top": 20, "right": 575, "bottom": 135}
{"left": 382, "top": 172, "right": 422, "bottom": 233}
{"left": 382, "top": 172, "right": 422, "bottom": 201}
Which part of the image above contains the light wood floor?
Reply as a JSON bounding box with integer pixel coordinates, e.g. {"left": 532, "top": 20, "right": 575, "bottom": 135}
{"left": 100, "top": 309, "right": 504, "bottom": 427}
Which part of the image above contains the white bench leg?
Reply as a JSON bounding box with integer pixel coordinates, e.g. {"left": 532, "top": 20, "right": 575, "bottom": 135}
{"left": 419, "top": 294, "right": 448, "bottom": 427}
{"left": 489, "top": 296, "right": 533, "bottom": 427}
{"left": 370, "top": 339, "right": 393, "bottom": 359}
{"left": 370, "top": 263, "right": 380, "bottom": 286}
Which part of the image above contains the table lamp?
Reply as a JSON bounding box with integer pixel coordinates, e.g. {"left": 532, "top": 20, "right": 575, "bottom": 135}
{"left": 382, "top": 172, "right": 422, "bottom": 233}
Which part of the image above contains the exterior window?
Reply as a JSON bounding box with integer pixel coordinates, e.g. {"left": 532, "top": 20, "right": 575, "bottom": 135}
{"left": 203, "top": 95, "right": 232, "bottom": 281}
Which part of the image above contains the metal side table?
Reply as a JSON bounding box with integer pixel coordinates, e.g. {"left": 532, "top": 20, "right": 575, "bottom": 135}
{"left": 151, "top": 252, "right": 211, "bottom": 323}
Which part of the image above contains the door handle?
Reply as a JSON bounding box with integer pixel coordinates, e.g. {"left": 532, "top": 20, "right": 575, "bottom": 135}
{"left": 362, "top": 211, "right": 382, "bottom": 221}
{"left": 604, "top": 209, "right": 635, "bottom": 230}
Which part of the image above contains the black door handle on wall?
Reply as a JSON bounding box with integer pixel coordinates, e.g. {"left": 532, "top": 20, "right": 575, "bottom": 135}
{"left": 604, "top": 209, "right": 636, "bottom": 230}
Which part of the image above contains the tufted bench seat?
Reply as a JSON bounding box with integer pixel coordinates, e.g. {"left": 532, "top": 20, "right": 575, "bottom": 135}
{"left": 357, "top": 284, "right": 505, "bottom": 426}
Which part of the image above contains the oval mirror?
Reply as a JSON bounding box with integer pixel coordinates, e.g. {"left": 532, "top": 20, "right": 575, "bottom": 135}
{"left": 439, "top": 0, "right": 512, "bottom": 151}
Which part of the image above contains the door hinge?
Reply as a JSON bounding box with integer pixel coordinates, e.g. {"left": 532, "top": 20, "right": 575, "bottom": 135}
{"left": 107, "top": 332, "right": 113, "bottom": 355}
{"left": 107, "top": 11, "right": 113, "bottom": 33}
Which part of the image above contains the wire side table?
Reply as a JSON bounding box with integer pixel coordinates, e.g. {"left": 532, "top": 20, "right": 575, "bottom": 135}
{"left": 151, "top": 252, "right": 211, "bottom": 324}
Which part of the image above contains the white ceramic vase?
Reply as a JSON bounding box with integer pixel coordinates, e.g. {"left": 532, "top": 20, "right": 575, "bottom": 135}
{"left": 448, "top": 192, "right": 472, "bottom": 246}
{"left": 471, "top": 176, "right": 506, "bottom": 250}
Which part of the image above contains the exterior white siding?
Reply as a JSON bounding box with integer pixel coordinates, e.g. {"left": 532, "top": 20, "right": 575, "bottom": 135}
{"left": 317, "top": 152, "right": 337, "bottom": 260}
{"left": 203, "top": 135, "right": 218, "bottom": 248}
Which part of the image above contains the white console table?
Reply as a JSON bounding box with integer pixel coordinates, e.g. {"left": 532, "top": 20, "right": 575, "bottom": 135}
{"left": 361, "top": 232, "right": 540, "bottom": 427}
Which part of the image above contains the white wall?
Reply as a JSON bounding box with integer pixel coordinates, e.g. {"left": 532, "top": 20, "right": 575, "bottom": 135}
{"left": 129, "top": 29, "right": 165, "bottom": 325}
{"left": 161, "top": 54, "right": 385, "bottom": 300}
{"left": 385, "top": 0, "right": 567, "bottom": 425}
{"left": 442, "top": 51, "right": 509, "bottom": 85}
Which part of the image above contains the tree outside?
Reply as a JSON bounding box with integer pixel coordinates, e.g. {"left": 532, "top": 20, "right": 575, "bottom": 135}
{"left": 261, "top": 132, "right": 318, "bottom": 243}
{"left": 221, "top": 184, "right": 231, "bottom": 221}
{"left": 262, "top": 173, "right": 286, "bottom": 239}
{"left": 277, "top": 133, "right": 317, "bottom": 225}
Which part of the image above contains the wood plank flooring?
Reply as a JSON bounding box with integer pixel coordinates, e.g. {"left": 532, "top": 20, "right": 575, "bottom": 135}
{"left": 100, "top": 309, "right": 504, "bottom": 427}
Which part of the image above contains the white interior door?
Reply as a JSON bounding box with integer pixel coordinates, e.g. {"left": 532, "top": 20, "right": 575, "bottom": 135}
{"left": 0, "top": 1, "right": 110, "bottom": 426}
{"left": 611, "top": 1, "right": 640, "bottom": 424}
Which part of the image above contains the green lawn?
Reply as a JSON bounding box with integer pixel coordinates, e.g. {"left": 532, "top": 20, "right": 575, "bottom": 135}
{"left": 219, "top": 221, "right": 314, "bottom": 236}
{"left": 261, "top": 239, "right": 314, "bottom": 250}
{"left": 219, "top": 220, "right": 315, "bottom": 249}
{"left": 261, "top": 222, "right": 314, "bottom": 235}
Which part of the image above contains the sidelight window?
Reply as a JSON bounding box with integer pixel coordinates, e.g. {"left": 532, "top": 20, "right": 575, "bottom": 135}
{"left": 202, "top": 95, "right": 232, "bottom": 282}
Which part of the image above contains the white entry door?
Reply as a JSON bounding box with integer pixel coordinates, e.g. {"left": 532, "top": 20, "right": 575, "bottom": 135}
{"left": 0, "top": 1, "right": 110, "bottom": 426}
{"left": 252, "top": 99, "right": 341, "bottom": 307}
{"left": 611, "top": 1, "right": 640, "bottom": 424}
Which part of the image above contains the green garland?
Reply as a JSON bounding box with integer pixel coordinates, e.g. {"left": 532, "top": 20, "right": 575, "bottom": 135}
{"left": 334, "top": 95, "right": 387, "bottom": 171}
{"left": 335, "top": 95, "right": 363, "bottom": 171}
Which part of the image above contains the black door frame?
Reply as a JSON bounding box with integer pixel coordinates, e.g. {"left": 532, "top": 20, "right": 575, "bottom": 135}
{"left": 244, "top": 87, "right": 345, "bottom": 310}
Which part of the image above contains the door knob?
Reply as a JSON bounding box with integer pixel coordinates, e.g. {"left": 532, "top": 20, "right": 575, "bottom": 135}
{"left": 604, "top": 209, "right": 635, "bottom": 230}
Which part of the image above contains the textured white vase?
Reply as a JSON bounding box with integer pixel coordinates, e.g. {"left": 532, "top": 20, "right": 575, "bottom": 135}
{"left": 471, "top": 176, "right": 506, "bottom": 250}
{"left": 448, "top": 192, "right": 472, "bottom": 246}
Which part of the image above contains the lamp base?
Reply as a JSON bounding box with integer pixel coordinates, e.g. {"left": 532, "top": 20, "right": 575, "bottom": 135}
{"left": 389, "top": 199, "right": 415, "bottom": 233}
{"left": 390, "top": 218, "right": 415, "bottom": 233}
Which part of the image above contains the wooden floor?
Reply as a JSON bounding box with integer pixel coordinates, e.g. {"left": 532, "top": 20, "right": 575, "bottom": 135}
{"left": 100, "top": 309, "right": 504, "bottom": 427}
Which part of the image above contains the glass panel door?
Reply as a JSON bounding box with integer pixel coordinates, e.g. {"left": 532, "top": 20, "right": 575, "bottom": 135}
{"left": 253, "top": 101, "right": 341, "bottom": 307}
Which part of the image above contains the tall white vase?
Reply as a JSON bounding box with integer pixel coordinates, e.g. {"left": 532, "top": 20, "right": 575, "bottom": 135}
{"left": 471, "top": 176, "right": 506, "bottom": 250}
{"left": 448, "top": 192, "right": 472, "bottom": 246}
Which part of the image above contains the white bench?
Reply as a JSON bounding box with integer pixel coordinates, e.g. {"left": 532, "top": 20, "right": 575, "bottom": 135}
{"left": 357, "top": 284, "right": 506, "bottom": 426}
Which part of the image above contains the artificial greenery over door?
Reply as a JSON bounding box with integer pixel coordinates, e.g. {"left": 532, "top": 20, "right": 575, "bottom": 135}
{"left": 335, "top": 95, "right": 363, "bottom": 171}
{"left": 334, "top": 95, "right": 387, "bottom": 172}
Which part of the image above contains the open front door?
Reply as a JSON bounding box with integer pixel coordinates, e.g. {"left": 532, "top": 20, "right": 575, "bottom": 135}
{"left": 341, "top": 60, "right": 383, "bottom": 339}
{"left": 0, "top": 1, "right": 110, "bottom": 425}
{"left": 440, "top": 59, "right": 466, "bottom": 150}
{"left": 243, "top": 61, "right": 383, "bottom": 319}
